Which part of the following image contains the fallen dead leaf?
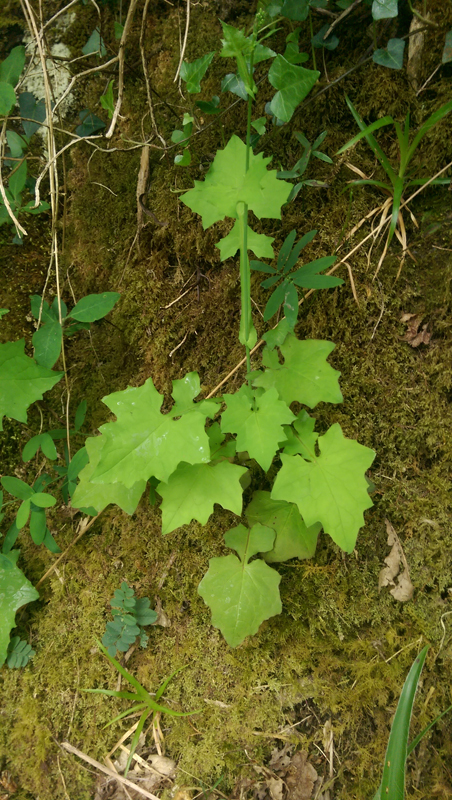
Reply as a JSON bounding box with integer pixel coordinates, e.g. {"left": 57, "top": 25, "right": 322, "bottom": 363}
{"left": 400, "top": 312, "right": 431, "bottom": 347}
{"left": 285, "top": 752, "right": 318, "bottom": 800}
{"left": 267, "top": 776, "right": 284, "bottom": 800}
{"left": 0, "top": 773, "right": 17, "bottom": 794}
{"left": 378, "top": 519, "right": 414, "bottom": 602}
{"left": 268, "top": 744, "right": 292, "bottom": 773}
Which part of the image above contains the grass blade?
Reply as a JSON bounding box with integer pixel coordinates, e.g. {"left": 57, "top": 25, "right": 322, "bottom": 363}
{"left": 406, "top": 99, "right": 452, "bottom": 165}
{"left": 124, "top": 708, "right": 149, "bottom": 777}
{"left": 379, "top": 645, "right": 429, "bottom": 800}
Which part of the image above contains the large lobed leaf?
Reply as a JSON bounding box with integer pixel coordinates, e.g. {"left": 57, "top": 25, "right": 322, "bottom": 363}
{"left": 198, "top": 524, "right": 282, "bottom": 647}
{"left": 71, "top": 437, "right": 146, "bottom": 515}
{"left": 0, "top": 550, "right": 39, "bottom": 668}
{"left": 253, "top": 334, "right": 343, "bottom": 408}
{"left": 158, "top": 460, "right": 247, "bottom": 533}
{"left": 0, "top": 340, "right": 63, "bottom": 431}
{"left": 90, "top": 373, "right": 215, "bottom": 488}
{"left": 272, "top": 423, "right": 375, "bottom": 552}
{"left": 181, "top": 135, "right": 291, "bottom": 229}
{"left": 221, "top": 385, "right": 295, "bottom": 471}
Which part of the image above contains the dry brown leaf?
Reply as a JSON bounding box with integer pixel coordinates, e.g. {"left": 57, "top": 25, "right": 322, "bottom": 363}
{"left": 285, "top": 752, "right": 318, "bottom": 800}
{"left": 154, "top": 596, "right": 171, "bottom": 627}
{"left": 378, "top": 520, "right": 414, "bottom": 602}
{"left": 0, "top": 773, "right": 17, "bottom": 794}
{"left": 268, "top": 744, "right": 293, "bottom": 773}
{"left": 267, "top": 777, "right": 284, "bottom": 800}
{"left": 400, "top": 313, "right": 431, "bottom": 347}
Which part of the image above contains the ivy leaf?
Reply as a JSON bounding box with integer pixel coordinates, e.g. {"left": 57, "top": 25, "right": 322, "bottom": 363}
{"left": 221, "top": 73, "right": 248, "bottom": 100}
{"left": 272, "top": 424, "right": 376, "bottom": 552}
{"left": 245, "top": 490, "right": 320, "bottom": 562}
{"left": 253, "top": 334, "right": 343, "bottom": 407}
{"left": 373, "top": 39, "right": 405, "bottom": 70}
{"left": 180, "top": 52, "right": 215, "bottom": 93}
{"left": 0, "top": 82, "right": 16, "bottom": 115}
{"left": 442, "top": 30, "right": 452, "bottom": 64}
{"left": 90, "top": 376, "right": 211, "bottom": 487}
{"left": 217, "top": 220, "right": 275, "bottom": 260}
{"left": 0, "top": 340, "right": 63, "bottom": 431}
{"left": 158, "top": 460, "right": 247, "bottom": 534}
{"left": 372, "top": 0, "right": 398, "bottom": 20}
{"left": 268, "top": 56, "right": 319, "bottom": 123}
{"left": 281, "top": 0, "right": 310, "bottom": 20}
{"left": 0, "top": 550, "right": 39, "bottom": 668}
{"left": 71, "top": 436, "right": 146, "bottom": 515}
{"left": 198, "top": 524, "right": 282, "bottom": 647}
{"left": 19, "top": 92, "right": 46, "bottom": 138}
{"left": 221, "top": 386, "right": 295, "bottom": 471}
{"left": 181, "top": 135, "right": 292, "bottom": 228}
{"left": 0, "top": 46, "right": 26, "bottom": 86}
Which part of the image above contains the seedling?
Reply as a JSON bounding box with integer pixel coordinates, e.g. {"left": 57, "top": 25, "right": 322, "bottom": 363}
{"left": 102, "top": 582, "right": 157, "bottom": 657}
{"left": 373, "top": 645, "right": 452, "bottom": 799}
{"left": 71, "top": 14, "right": 375, "bottom": 648}
{"left": 337, "top": 95, "right": 452, "bottom": 262}
{"left": 251, "top": 228, "right": 343, "bottom": 329}
{"left": 85, "top": 640, "right": 197, "bottom": 776}
{"left": 6, "top": 636, "right": 35, "bottom": 668}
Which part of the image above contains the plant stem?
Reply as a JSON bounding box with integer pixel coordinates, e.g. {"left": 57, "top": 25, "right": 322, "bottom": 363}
{"left": 372, "top": 19, "right": 377, "bottom": 51}
{"left": 309, "top": 10, "right": 317, "bottom": 72}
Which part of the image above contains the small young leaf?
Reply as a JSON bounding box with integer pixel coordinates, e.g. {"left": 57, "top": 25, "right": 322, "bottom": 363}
{"left": 217, "top": 221, "right": 275, "bottom": 260}
{"left": 29, "top": 509, "right": 47, "bottom": 545}
{"left": 16, "top": 498, "right": 31, "bottom": 530}
{"left": 221, "top": 73, "right": 248, "bottom": 100}
{"left": 31, "top": 492, "right": 56, "bottom": 509}
{"left": 9, "top": 160, "right": 27, "bottom": 200}
{"left": 69, "top": 292, "right": 120, "bottom": 322}
{"left": 6, "top": 636, "right": 35, "bottom": 668}
{"left": 221, "top": 386, "right": 294, "bottom": 471}
{"left": 263, "top": 282, "right": 288, "bottom": 321}
{"left": 32, "top": 321, "right": 63, "bottom": 369}
{"left": 268, "top": 56, "right": 319, "bottom": 123}
{"left": 312, "top": 24, "right": 339, "bottom": 50}
{"left": 254, "top": 334, "right": 343, "bottom": 407}
{"left": 0, "top": 46, "right": 26, "bottom": 86}
{"left": 22, "top": 432, "right": 58, "bottom": 462}
{"left": 82, "top": 28, "right": 107, "bottom": 57}
{"left": 74, "top": 399, "right": 87, "bottom": 431}
{"left": 76, "top": 110, "right": 105, "bottom": 137}
{"left": 100, "top": 80, "right": 115, "bottom": 118}
{"left": 198, "top": 523, "right": 282, "bottom": 647}
{"left": 174, "top": 149, "right": 192, "bottom": 166}
{"left": 19, "top": 92, "right": 46, "bottom": 137}
{"left": 373, "top": 38, "right": 405, "bottom": 70}
{"left": 372, "top": 0, "right": 398, "bottom": 19}
{"left": 251, "top": 117, "right": 266, "bottom": 135}
{"left": 1, "top": 476, "right": 34, "bottom": 501}
{"left": 0, "top": 81, "right": 16, "bottom": 116}
{"left": 180, "top": 52, "right": 215, "bottom": 93}
{"left": 114, "top": 21, "right": 124, "bottom": 40}
{"left": 196, "top": 96, "right": 220, "bottom": 114}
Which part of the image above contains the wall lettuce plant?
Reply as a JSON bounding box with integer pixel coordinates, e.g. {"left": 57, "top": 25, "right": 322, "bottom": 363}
{"left": 71, "top": 14, "right": 375, "bottom": 648}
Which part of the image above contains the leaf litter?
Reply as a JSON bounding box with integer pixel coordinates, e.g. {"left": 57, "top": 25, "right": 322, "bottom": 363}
{"left": 378, "top": 519, "right": 414, "bottom": 602}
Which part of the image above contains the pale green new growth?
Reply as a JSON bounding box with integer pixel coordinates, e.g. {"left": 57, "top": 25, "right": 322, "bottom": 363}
{"left": 158, "top": 460, "right": 247, "bottom": 534}
{"left": 253, "top": 335, "right": 343, "bottom": 407}
{"left": 198, "top": 524, "right": 282, "bottom": 647}
{"left": 272, "top": 424, "right": 375, "bottom": 552}
{"left": 181, "top": 134, "right": 291, "bottom": 235}
{"left": 221, "top": 386, "right": 295, "bottom": 471}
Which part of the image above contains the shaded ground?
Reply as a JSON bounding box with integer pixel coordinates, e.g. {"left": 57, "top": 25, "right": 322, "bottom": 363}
{"left": 0, "top": 1, "right": 452, "bottom": 798}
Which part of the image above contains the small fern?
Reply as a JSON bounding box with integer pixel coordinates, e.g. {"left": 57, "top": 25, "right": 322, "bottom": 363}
{"left": 101, "top": 582, "right": 157, "bottom": 657}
